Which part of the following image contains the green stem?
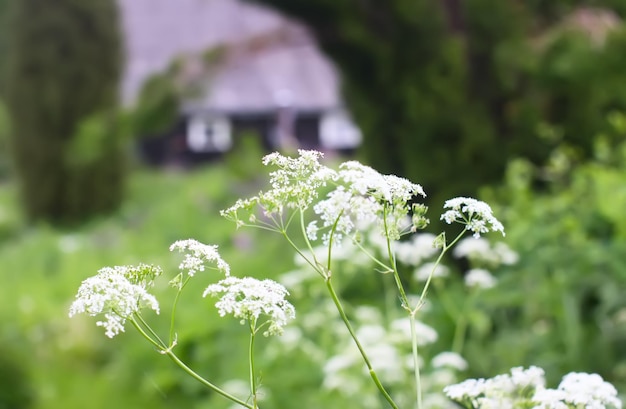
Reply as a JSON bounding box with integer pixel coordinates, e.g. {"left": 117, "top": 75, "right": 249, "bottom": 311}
{"left": 134, "top": 313, "right": 167, "bottom": 349}
{"left": 415, "top": 230, "right": 466, "bottom": 311}
{"left": 169, "top": 276, "right": 191, "bottom": 345}
{"left": 130, "top": 316, "right": 166, "bottom": 350}
{"left": 324, "top": 208, "right": 345, "bottom": 272}
{"left": 354, "top": 240, "right": 394, "bottom": 273}
{"left": 409, "top": 312, "right": 422, "bottom": 409}
{"left": 129, "top": 317, "right": 253, "bottom": 409}
{"left": 249, "top": 323, "right": 258, "bottom": 409}
{"left": 407, "top": 229, "right": 467, "bottom": 409}
{"left": 298, "top": 209, "right": 324, "bottom": 271}
{"left": 381, "top": 205, "right": 410, "bottom": 312}
{"left": 279, "top": 226, "right": 322, "bottom": 278}
{"left": 325, "top": 278, "right": 399, "bottom": 409}
{"left": 452, "top": 314, "right": 468, "bottom": 355}
{"left": 165, "top": 349, "right": 254, "bottom": 409}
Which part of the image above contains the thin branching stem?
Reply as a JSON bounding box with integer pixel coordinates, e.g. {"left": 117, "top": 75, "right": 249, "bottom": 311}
{"left": 325, "top": 278, "right": 399, "bottom": 409}
{"left": 249, "top": 321, "right": 259, "bottom": 409}
{"left": 169, "top": 275, "right": 191, "bottom": 345}
{"left": 354, "top": 240, "right": 394, "bottom": 273}
{"left": 134, "top": 312, "right": 167, "bottom": 349}
{"left": 410, "top": 311, "right": 423, "bottom": 409}
{"left": 130, "top": 318, "right": 254, "bottom": 409}
{"left": 415, "top": 229, "right": 467, "bottom": 312}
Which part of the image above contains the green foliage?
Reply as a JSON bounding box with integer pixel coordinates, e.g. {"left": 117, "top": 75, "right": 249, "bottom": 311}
{"left": 2, "top": 0, "right": 125, "bottom": 225}
{"left": 0, "top": 164, "right": 299, "bottom": 409}
{"left": 457, "top": 121, "right": 626, "bottom": 391}
{"left": 3, "top": 148, "right": 626, "bottom": 407}
{"left": 0, "top": 0, "right": 10, "bottom": 95}
{"left": 253, "top": 0, "right": 626, "bottom": 215}
{"left": 224, "top": 131, "right": 266, "bottom": 181}
{"left": 132, "top": 71, "right": 180, "bottom": 137}
{"left": 0, "top": 341, "right": 32, "bottom": 409}
{"left": 0, "top": 100, "right": 10, "bottom": 179}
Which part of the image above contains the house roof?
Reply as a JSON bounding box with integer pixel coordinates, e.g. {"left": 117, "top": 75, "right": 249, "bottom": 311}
{"left": 118, "top": 0, "right": 341, "bottom": 112}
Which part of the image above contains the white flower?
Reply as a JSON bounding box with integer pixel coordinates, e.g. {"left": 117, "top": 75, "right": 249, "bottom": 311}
{"left": 69, "top": 264, "right": 162, "bottom": 338}
{"left": 532, "top": 388, "right": 569, "bottom": 409}
{"left": 445, "top": 366, "right": 547, "bottom": 407}
{"left": 493, "top": 242, "right": 519, "bottom": 265}
{"left": 353, "top": 305, "right": 384, "bottom": 325}
{"left": 169, "top": 239, "right": 230, "bottom": 276}
{"left": 432, "top": 352, "right": 468, "bottom": 371}
{"left": 532, "top": 371, "right": 623, "bottom": 409}
{"left": 453, "top": 237, "right": 492, "bottom": 259}
{"left": 58, "top": 235, "right": 81, "bottom": 253}
{"left": 203, "top": 276, "right": 295, "bottom": 336}
{"left": 440, "top": 197, "right": 505, "bottom": 238}
{"left": 221, "top": 150, "right": 337, "bottom": 223}
{"left": 339, "top": 161, "right": 425, "bottom": 205}
{"left": 394, "top": 233, "right": 439, "bottom": 266}
{"left": 464, "top": 268, "right": 497, "bottom": 289}
{"left": 306, "top": 220, "right": 319, "bottom": 241}
{"left": 312, "top": 186, "right": 379, "bottom": 246}
{"left": 453, "top": 237, "right": 519, "bottom": 267}
{"left": 510, "top": 365, "right": 545, "bottom": 390}
{"left": 444, "top": 378, "right": 488, "bottom": 401}
{"left": 389, "top": 317, "right": 438, "bottom": 346}
{"left": 310, "top": 161, "right": 426, "bottom": 246}
{"left": 542, "top": 372, "right": 622, "bottom": 409}
{"left": 414, "top": 262, "right": 449, "bottom": 282}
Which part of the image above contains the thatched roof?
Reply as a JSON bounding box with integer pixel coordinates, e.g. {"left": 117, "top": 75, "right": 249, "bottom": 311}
{"left": 118, "top": 0, "right": 341, "bottom": 112}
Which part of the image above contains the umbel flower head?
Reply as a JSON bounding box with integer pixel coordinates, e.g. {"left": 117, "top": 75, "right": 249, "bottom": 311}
{"left": 69, "top": 264, "right": 162, "bottom": 338}
{"left": 203, "top": 276, "right": 296, "bottom": 336}
{"left": 221, "top": 150, "right": 337, "bottom": 225}
{"left": 445, "top": 366, "right": 622, "bottom": 409}
{"left": 440, "top": 197, "right": 505, "bottom": 238}
{"left": 310, "top": 160, "right": 426, "bottom": 245}
{"left": 170, "top": 239, "right": 230, "bottom": 277}
{"left": 533, "top": 372, "right": 622, "bottom": 409}
{"left": 444, "top": 366, "right": 546, "bottom": 408}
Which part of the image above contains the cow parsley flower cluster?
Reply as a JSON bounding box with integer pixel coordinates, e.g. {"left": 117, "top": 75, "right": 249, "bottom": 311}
{"left": 444, "top": 366, "right": 546, "bottom": 408}
{"left": 310, "top": 160, "right": 426, "bottom": 245}
{"left": 533, "top": 372, "right": 622, "bottom": 409}
{"left": 68, "top": 150, "right": 526, "bottom": 409}
{"left": 170, "top": 239, "right": 230, "bottom": 277}
{"left": 203, "top": 276, "right": 296, "bottom": 336}
{"left": 221, "top": 150, "right": 337, "bottom": 225}
{"left": 445, "top": 366, "right": 622, "bottom": 409}
{"left": 432, "top": 352, "right": 468, "bottom": 371}
{"left": 453, "top": 237, "right": 519, "bottom": 266}
{"left": 464, "top": 268, "right": 497, "bottom": 289}
{"left": 441, "top": 197, "right": 505, "bottom": 238}
{"left": 68, "top": 264, "right": 162, "bottom": 338}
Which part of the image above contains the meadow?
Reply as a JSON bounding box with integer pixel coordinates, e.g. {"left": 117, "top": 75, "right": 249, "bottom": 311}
{"left": 0, "top": 161, "right": 298, "bottom": 409}
{"left": 2, "top": 141, "right": 626, "bottom": 409}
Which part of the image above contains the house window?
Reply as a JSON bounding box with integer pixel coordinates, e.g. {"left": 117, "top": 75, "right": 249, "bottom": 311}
{"left": 186, "top": 115, "right": 232, "bottom": 153}
{"left": 319, "top": 110, "right": 362, "bottom": 150}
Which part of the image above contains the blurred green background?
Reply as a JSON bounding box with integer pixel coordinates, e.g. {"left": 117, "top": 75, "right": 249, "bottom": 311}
{"left": 2, "top": 0, "right": 626, "bottom": 408}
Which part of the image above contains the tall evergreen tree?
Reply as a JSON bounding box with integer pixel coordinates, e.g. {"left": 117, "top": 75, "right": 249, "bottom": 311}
{"left": 3, "top": 0, "right": 125, "bottom": 224}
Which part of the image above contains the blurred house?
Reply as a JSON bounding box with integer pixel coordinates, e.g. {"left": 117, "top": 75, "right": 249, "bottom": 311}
{"left": 118, "top": 0, "right": 361, "bottom": 164}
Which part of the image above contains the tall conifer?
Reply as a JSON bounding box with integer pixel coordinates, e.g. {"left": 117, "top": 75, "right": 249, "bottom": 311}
{"left": 4, "top": 0, "right": 125, "bottom": 224}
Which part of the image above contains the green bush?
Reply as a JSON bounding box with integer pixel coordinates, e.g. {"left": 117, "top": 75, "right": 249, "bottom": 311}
{"left": 459, "top": 122, "right": 626, "bottom": 390}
